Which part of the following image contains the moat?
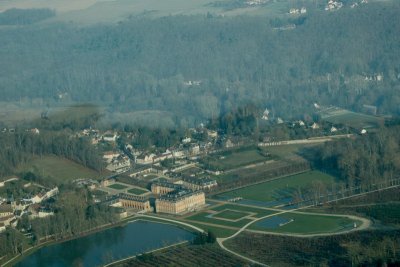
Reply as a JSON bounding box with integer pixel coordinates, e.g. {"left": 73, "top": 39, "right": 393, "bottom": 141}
{"left": 15, "top": 220, "right": 194, "bottom": 267}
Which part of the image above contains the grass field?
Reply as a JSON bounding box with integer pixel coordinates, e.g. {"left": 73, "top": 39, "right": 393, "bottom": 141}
{"left": 108, "top": 183, "right": 129, "bottom": 190}
{"left": 261, "top": 144, "right": 315, "bottom": 158}
{"left": 127, "top": 188, "right": 148, "bottom": 195}
{"left": 19, "top": 155, "right": 103, "bottom": 184}
{"left": 185, "top": 212, "right": 253, "bottom": 228}
{"left": 320, "top": 108, "right": 383, "bottom": 129}
{"left": 214, "top": 159, "right": 299, "bottom": 184}
{"left": 202, "top": 147, "right": 269, "bottom": 171}
{"left": 249, "top": 213, "right": 358, "bottom": 235}
{"left": 218, "top": 170, "right": 336, "bottom": 202}
{"left": 213, "top": 210, "right": 251, "bottom": 220}
{"left": 210, "top": 204, "right": 276, "bottom": 218}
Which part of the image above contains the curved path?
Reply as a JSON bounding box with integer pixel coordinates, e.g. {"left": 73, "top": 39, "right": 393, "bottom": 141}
{"left": 135, "top": 214, "right": 205, "bottom": 233}
{"left": 216, "top": 204, "right": 371, "bottom": 266}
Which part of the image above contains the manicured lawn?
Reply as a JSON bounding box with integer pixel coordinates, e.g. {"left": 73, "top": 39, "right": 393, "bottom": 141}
{"left": 185, "top": 212, "right": 253, "bottom": 228}
{"left": 213, "top": 210, "right": 250, "bottom": 220}
{"left": 18, "top": 155, "right": 104, "bottom": 185}
{"left": 127, "top": 188, "right": 148, "bottom": 195}
{"left": 218, "top": 170, "right": 336, "bottom": 202}
{"left": 249, "top": 213, "right": 358, "bottom": 235}
{"left": 210, "top": 204, "right": 276, "bottom": 218}
{"left": 108, "top": 183, "right": 129, "bottom": 190}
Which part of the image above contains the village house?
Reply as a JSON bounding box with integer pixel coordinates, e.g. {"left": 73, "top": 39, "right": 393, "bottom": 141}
{"left": 262, "top": 108, "right": 269, "bottom": 120}
{"left": 102, "top": 131, "right": 118, "bottom": 142}
{"left": 311, "top": 122, "right": 320, "bottom": 129}
{"left": 135, "top": 153, "right": 156, "bottom": 165}
{"left": 325, "top": 0, "right": 343, "bottom": 11}
{"left": 0, "top": 203, "right": 13, "bottom": 218}
{"left": 103, "top": 151, "right": 121, "bottom": 163}
{"left": 207, "top": 130, "right": 218, "bottom": 139}
{"left": 0, "top": 222, "right": 5, "bottom": 233}
{"left": 189, "top": 144, "right": 200, "bottom": 156}
{"left": 101, "top": 178, "right": 116, "bottom": 187}
{"left": 106, "top": 156, "right": 131, "bottom": 173}
{"left": 28, "top": 205, "right": 54, "bottom": 219}
{"left": 172, "top": 149, "right": 185, "bottom": 159}
{"left": 0, "top": 203, "right": 15, "bottom": 229}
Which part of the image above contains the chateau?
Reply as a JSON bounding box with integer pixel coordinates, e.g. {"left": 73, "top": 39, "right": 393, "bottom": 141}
{"left": 155, "top": 189, "right": 205, "bottom": 214}
{"left": 151, "top": 181, "right": 182, "bottom": 195}
{"left": 181, "top": 177, "right": 218, "bottom": 191}
{"left": 116, "top": 193, "right": 152, "bottom": 212}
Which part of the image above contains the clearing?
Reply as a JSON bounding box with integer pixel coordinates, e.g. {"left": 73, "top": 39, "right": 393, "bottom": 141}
{"left": 18, "top": 155, "right": 103, "bottom": 184}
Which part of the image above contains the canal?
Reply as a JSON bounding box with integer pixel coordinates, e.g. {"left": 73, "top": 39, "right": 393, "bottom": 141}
{"left": 15, "top": 220, "right": 195, "bottom": 267}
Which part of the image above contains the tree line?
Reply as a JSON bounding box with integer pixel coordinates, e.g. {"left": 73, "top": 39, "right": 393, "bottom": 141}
{"left": 0, "top": 130, "right": 104, "bottom": 177}
{"left": 312, "top": 124, "right": 400, "bottom": 189}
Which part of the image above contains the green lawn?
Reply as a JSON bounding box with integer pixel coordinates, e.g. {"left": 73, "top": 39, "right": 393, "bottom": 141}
{"left": 108, "top": 183, "right": 129, "bottom": 190}
{"left": 202, "top": 147, "right": 269, "bottom": 171}
{"left": 186, "top": 223, "right": 237, "bottom": 238}
{"left": 127, "top": 188, "right": 148, "bottom": 195}
{"left": 261, "top": 144, "right": 314, "bottom": 158}
{"left": 210, "top": 204, "right": 276, "bottom": 218}
{"left": 218, "top": 170, "right": 336, "bottom": 202}
{"left": 18, "top": 155, "right": 104, "bottom": 185}
{"left": 321, "top": 109, "right": 383, "bottom": 129}
{"left": 249, "top": 212, "right": 358, "bottom": 235}
{"left": 213, "top": 210, "right": 250, "bottom": 220}
{"left": 185, "top": 212, "right": 253, "bottom": 228}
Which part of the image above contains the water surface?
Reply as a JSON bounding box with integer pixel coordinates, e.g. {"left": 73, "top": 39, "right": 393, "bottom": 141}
{"left": 16, "top": 220, "right": 194, "bottom": 267}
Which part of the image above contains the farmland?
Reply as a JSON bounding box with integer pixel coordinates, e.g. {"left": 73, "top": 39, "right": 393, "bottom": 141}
{"left": 0, "top": 0, "right": 298, "bottom": 25}
{"left": 113, "top": 243, "right": 248, "bottom": 267}
{"left": 224, "top": 230, "right": 400, "bottom": 266}
{"left": 217, "top": 170, "right": 336, "bottom": 202}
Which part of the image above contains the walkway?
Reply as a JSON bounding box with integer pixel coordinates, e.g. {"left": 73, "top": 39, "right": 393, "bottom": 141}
{"left": 135, "top": 214, "right": 205, "bottom": 233}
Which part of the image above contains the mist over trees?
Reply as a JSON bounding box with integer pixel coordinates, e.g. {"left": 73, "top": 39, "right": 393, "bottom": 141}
{"left": 0, "top": 2, "right": 399, "bottom": 126}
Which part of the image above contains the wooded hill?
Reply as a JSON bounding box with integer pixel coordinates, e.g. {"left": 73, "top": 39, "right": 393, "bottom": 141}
{"left": 0, "top": 1, "right": 399, "bottom": 126}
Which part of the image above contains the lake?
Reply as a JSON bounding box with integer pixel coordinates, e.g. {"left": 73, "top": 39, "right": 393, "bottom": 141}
{"left": 15, "top": 220, "right": 195, "bottom": 267}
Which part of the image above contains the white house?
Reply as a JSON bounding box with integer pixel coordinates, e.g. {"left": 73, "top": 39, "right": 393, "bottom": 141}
{"left": 311, "top": 123, "right": 320, "bottom": 129}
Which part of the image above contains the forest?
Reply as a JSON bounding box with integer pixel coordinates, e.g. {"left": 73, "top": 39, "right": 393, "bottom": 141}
{"left": 313, "top": 123, "right": 400, "bottom": 189}
{"left": 0, "top": 1, "right": 399, "bottom": 127}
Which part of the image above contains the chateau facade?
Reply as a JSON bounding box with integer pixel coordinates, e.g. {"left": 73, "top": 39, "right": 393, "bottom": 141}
{"left": 151, "top": 182, "right": 181, "bottom": 195}
{"left": 155, "top": 190, "right": 205, "bottom": 214}
{"left": 118, "top": 193, "right": 151, "bottom": 212}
